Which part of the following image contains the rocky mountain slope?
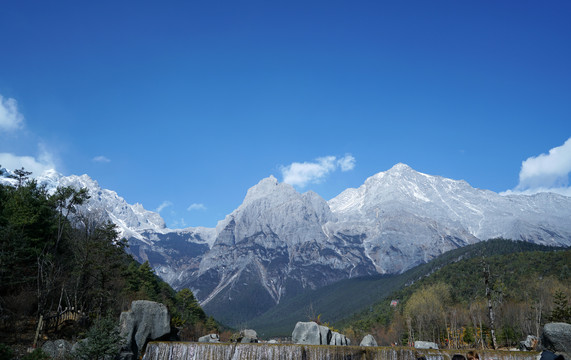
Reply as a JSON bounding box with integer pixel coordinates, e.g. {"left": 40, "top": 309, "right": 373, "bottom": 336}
{"left": 2, "top": 164, "right": 570, "bottom": 326}
{"left": 0, "top": 167, "right": 215, "bottom": 286}
{"left": 327, "top": 163, "right": 571, "bottom": 273}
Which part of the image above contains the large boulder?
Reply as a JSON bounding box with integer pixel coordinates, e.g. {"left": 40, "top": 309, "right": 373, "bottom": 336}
{"left": 240, "top": 329, "right": 258, "bottom": 343}
{"left": 41, "top": 339, "right": 72, "bottom": 359}
{"left": 319, "top": 325, "right": 332, "bottom": 345}
{"left": 198, "top": 334, "right": 220, "bottom": 343}
{"left": 540, "top": 322, "right": 571, "bottom": 355}
{"left": 330, "top": 331, "right": 342, "bottom": 345}
{"left": 70, "top": 338, "right": 87, "bottom": 355}
{"left": 119, "top": 300, "right": 171, "bottom": 359}
{"left": 360, "top": 334, "right": 378, "bottom": 347}
{"left": 292, "top": 322, "right": 326, "bottom": 345}
{"left": 520, "top": 335, "right": 539, "bottom": 351}
{"left": 291, "top": 321, "right": 352, "bottom": 346}
{"left": 414, "top": 341, "right": 439, "bottom": 349}
{"left": 331, "top": 331, "right": 350, "bottom": 346}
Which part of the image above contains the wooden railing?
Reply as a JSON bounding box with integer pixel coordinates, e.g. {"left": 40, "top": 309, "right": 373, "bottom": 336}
{"left": 41, "top": 308, "right": 85, "bottom": 332}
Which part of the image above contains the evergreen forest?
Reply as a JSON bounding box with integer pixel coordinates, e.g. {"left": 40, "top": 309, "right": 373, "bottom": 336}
{"left": 341, "top": 240, "right": 571, "bottom": 349}
{"left": 0, "top": 170, "right": 215, "bottom": 357}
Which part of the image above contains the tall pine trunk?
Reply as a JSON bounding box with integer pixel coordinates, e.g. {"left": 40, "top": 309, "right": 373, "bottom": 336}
{"left": 482, "top": 259, "right": 498, "bottom": 349}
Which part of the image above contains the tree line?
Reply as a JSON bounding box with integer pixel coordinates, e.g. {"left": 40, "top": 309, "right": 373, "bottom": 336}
{"left": 343, "top": 243, "right": 570, "bottom": 349}
{"left": 0, "top": 168, "right": 216, "bottom": 348}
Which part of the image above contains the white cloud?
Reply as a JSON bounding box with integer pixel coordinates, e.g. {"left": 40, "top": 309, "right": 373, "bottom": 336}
{"left": 517, "top": 137, "right": 571, "bottom": 189}
{"left": 281, "top": 154, "right": 356, "bottom": 187}
{"left": 93, "top": 155, "right": 111, "bottom": 163}
{"left": 0, "top": 95, "right": 24, "bottom": 132}
{"left": 503, "top": 137, "right": 571, "bottom": 197}
{"left": 187, "top": 203, "right": 206, "bottom": 211}
{"left": 0, "top": 95, "right": 59, "bottom": 175}
{"left": 0, "top": 144, "right": 57, "bottom": 176}
{"left": 171, "top": 218, "right": 188, "bottom": 228}
{"left": 337, "top": 154, "right": 356, "bottom": 171}
{"left": 155, "top": 201, "right": 173, "bottom": 213}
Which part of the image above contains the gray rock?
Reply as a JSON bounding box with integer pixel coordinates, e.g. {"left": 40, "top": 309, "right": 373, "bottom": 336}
{"left": 327, "top": 331, "right": 351, "bottom": 346}
{"left": 41, "top": 339, "right": 72, "bottom": 359}
{"left": 540, "top": 322, "right": 571, "bottom": 355}
{"left": 239, "top": 329, "right": 258, "bottom": 343}
{"left": 520, "top": 335, "right": 539, "bottom": 351}
{"left": 119, "top": 300, "right": 171, "bottom": 359}
{"left": 319, "top": 325, "right": 332, "bottom": 345}
{"left": 117, "top": 352, "right": 135, "bottom": 360}
{"left": 360, "top": 334, "right": 378, "bottom": 347}
{"left": 414, "top": 341, "right": 439, "bottom": 349}
{"left": 198, "top": 334, "right": 220, "bottom": 343}
{"left": 241, "top": 329, "right": 257, "bottom": 339}
{"left": 41, "top": 341, "right": 56, "bottom": 358}
{"left": 330, "top": 332, "right": 343, "bottom": 345}
{"left": 71, "top": 338, "right": 87, "bottom": 354}
{"left": 292, "top": 321, "right": 322, "bottom": 345}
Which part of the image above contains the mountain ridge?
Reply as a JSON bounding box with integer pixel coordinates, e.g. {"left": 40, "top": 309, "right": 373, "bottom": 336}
{"left": 2, "top": 163, "right": 570, "bottom": 326}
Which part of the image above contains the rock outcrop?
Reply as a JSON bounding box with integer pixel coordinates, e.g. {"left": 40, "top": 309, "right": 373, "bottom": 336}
{"left": 520, "top": 335, "right": 538, "bottom": 351}
{"left": 41, "top": 339, "right": 73, "bottom": 359}
{"left": 240, "top": 329, "right": 258, "bottom": 343}
{"left": 414, "top": 341, "right": 439, "bottom": 349}
{"left": 198, "top": 334, "right": 220, "bottom": 343}
{"left": 360, "top": 334, "right": 378, "bottom": 347}
{"left": 330, "top": 331, "right": 350, "bottom": 345}
{"left": 292, "top": 322, "right": 322, "bottom": 345}
{"left": 292, "top": 321, "right": 351, "bottom": 346}
{"left": 540, "top": 322, "right": 571, "bottom": 356}
{"left": 119, "top": 300, "right": 171, "bottom": 359}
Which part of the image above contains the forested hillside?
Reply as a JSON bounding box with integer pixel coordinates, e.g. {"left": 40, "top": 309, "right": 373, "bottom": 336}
{"left": 0, "top": 170, "right": 215, "bottom": 355}
{"left": 344, "top": 241, "right": 570, "bottom": 348}
{"left": 249, "top": 239, "right": 568, "bottom": 338}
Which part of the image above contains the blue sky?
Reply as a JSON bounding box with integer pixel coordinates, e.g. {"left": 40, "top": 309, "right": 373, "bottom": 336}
{"left": 1, "top": 1, "right": 570, "bottom": 228}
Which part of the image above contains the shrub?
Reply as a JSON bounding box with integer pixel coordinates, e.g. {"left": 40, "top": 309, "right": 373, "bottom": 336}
{"left": 73, "top": 315, "right": 124, "bottom": 360}
{"left": 0, "top": 343, "right": 14, "bottom": 360}
{"left": 21, "top": 348, "right": 50, "bottom": 360}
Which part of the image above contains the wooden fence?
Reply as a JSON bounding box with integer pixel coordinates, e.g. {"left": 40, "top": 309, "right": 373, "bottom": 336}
{"left": 41, "top": 308, "right": 85, "bottom": 332}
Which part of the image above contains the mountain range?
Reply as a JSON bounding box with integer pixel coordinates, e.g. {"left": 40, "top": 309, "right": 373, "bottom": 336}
{"left": 2, "top": 163, "right": 570, "bottom": 326}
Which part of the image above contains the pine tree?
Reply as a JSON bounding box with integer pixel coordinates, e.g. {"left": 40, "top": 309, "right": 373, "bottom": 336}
{"left": 11, "top": 167, "right": 32, "bottom": 187}
{"left": 549, "top": 290, "right": 571, "bottom": 323}
{"left": 74, "top": 315, "right": 124, "bottom": 360}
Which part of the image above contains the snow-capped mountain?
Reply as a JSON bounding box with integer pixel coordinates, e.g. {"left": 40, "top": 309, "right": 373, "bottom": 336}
{"left": 173, "top": 164, "right": 571, "bottom": 325}
{"left": 0, "top": 167, "right": 215, "bottom": 285}
{"left": 327, "top": 163, "right": 571, "bottom": 274}
{"left": 179, "top": 176, "right": 376, "bottom": 323}
{"left": 36, "top": 169, "right": 168, "bottom": 241}
{"left": 2, "top": 164, "right": 570, "bottom": 326}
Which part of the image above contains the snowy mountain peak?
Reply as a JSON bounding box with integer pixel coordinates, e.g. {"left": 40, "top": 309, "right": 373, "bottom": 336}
{"left": 376, "top": 163, "right": 430, "bottom": 180}
{"left": 388, "top": 162, "right": 413, "bottom": 172}
{"left": 35, "top": 171, "right": 167, "bottom": 239}
{"left": 242, "top": 175, "right": 296, "bottom": 205}
{"left": 40, "top": 168, "right": 62, "bottom": 180}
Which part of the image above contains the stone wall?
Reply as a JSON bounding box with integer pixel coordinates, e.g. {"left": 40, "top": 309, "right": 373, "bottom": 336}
{"left": 142, "top": 342, "right": 540, "bottom": 360}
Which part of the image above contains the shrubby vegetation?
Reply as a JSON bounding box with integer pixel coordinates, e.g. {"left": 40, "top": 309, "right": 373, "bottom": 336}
{"left": 0, "top": 169, "right": 216, "bottom": 355}
{"left": 343, "top": 240, "right": 570, "bottom": 349}
{"left": 250, "top": 238, "right": 569, "bottom": 340}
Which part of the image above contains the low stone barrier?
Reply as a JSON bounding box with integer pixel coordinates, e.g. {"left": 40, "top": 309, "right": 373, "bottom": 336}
{"left": 142, "top": 342, "right": 540, "bottom": 360}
